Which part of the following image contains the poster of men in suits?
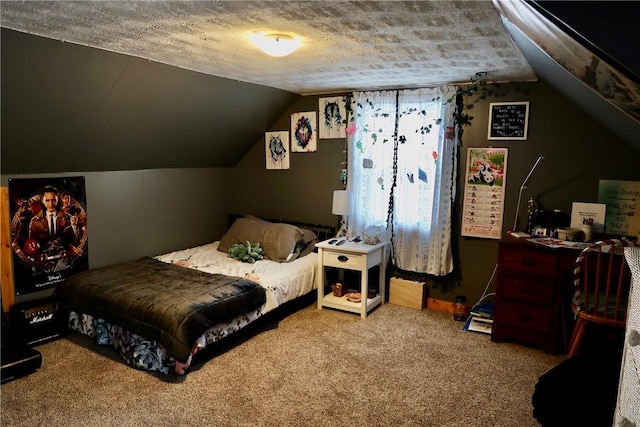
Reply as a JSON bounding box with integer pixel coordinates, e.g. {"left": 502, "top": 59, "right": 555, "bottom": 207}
{"left": 8, "top": 177, "right": 88, "bottom": 295}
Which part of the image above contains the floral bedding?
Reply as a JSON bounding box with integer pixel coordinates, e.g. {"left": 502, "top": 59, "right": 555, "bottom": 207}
{"left": 64, "top": 241, "right": 318, "bottom": 374}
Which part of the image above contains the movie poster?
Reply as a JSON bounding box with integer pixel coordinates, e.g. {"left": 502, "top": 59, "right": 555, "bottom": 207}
{"left": 8, "top": 177, "right": 88, "bottom": 295}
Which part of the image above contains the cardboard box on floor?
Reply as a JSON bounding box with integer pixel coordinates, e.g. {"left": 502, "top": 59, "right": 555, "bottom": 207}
{"left": 389, "top": 277, "right": 428, "bottom": 310}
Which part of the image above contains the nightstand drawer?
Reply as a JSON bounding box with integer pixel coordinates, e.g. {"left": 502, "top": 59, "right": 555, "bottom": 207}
{"left": 322, "top": 251, "right": 365, "bottom": 270}
{"left": 495, "top": 300, "right": 553, "bottom": 332}
{"left": 500, "top": 248, "right": 558, "bottom": 276}
{"left": 498, "top": 273, "right": 555, "bottom": 304}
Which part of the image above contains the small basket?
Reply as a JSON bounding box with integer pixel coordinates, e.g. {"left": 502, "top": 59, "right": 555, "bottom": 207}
{"left": 331, "top": 283, "right": 348, "bottom": 297}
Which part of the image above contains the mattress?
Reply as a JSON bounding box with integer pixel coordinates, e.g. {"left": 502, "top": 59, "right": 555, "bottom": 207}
{"left": 63, "top": 241, "right": 318, "bottom": 374}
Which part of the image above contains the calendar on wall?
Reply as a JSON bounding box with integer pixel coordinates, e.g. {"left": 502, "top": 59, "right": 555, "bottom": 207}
{"left": 461, "top": 147, "right": 508, "bottom": 239}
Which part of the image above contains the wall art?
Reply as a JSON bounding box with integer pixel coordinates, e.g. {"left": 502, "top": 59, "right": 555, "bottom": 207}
{"left": 319, "top": 96, "right": 346, "bottom": 139}
{"left": 8, "top": 176, "right": 88, "bottom": 295}
{"left": 461, "top": 147, "right": 509, "bottom": 239}
{"left": 265, "top": 131, "right": 290, "bottom": 170}
{"left": 598, "top": 179, "right": 640, "bottom": 238}
{"left": 291, "top": 111, "right": 317, "bottom": 153}
{"left": 488, "top": 102, "right": 529, "bottom": 140}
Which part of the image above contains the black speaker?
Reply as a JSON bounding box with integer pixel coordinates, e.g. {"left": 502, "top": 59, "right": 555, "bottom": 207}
{"left": 1, "top": 345, "right": 42, "bottom": 384}
{"left": 1, "top": 306, "right": 42, "bottom": 383}
{"left": 9, "top": 298, "right": 64, "bottom": 346}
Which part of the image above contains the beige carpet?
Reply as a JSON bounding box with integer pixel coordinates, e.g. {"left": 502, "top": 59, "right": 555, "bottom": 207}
{"left": 0, "top": 300, "right": 564, "bottom": 426}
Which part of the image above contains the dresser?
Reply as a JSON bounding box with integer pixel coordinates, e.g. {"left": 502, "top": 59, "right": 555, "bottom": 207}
{"left": 491, "top": 235, "right": 578, "bottom": 354}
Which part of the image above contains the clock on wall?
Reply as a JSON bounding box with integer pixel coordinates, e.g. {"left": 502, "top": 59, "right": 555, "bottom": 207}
{"left": 488, "top": 102, "right": 530, "bottom": 140}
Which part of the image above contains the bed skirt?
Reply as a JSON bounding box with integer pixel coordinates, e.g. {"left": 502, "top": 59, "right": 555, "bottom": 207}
{"left": 67, "top": 308, "right": 262, "bottom": 375}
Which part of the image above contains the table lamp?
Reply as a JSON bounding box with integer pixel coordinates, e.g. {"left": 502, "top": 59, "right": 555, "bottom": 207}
{"left": 332, "top": 190, "right": 351, "bottom": 238}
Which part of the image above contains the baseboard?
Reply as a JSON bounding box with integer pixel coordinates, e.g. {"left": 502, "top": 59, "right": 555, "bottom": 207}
{"left": 426, "top": 298, "right": 455, "bottom": 314}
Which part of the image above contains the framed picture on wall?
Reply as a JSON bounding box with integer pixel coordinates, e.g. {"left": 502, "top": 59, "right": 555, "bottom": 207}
{"left": 318, "top": 96, "right": 346, "bottom": 139}
{"left": 488, "top": 102, "right": 529, "bottom": 140}
{"left": 265, "top": 131, "right": 290, "bottom": 170}
{"left": 291, "top": 111, "right": 317, "bottom": 153}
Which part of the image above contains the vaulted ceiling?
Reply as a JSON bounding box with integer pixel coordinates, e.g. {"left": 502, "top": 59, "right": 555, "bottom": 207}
{"left": 0, "top": 1, "right": 536, "bottom": 95}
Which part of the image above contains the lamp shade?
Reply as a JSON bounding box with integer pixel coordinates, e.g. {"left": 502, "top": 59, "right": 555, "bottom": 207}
{"left": 332, "top": 190, "right": 350, "bottom": 215}
{"left": 252, "top": 33, "right": 301, "bottom": 57}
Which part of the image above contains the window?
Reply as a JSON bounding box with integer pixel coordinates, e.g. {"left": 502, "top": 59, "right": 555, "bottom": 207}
{"left": 347, "top": 86, "right": 457, "bottom": 275}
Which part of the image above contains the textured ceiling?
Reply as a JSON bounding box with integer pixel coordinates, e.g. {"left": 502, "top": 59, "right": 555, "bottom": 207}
{"left": 0, "top": 0, "right": 536, "bottom": 95}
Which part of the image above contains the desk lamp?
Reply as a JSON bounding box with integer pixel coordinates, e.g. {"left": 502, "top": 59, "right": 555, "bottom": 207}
{"left": 510, "top": 156, "right": 544, "bottom": 237}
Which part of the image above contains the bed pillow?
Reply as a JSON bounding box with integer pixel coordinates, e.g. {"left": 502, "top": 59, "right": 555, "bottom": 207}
{"left": 283, "top": 228, "right": 318, "bottom": 262}
{"left": 296, "top": 228, "right": 319, "bottom": 258}
{"left": 218, "top": 218, "right": 304, "bottom": 262}
{"left": 230, "top": 215, "right": 319, "bottom": 260}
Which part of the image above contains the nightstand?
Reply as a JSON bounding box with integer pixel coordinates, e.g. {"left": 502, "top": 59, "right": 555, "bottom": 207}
{"left": 316, "top": 239, "right": 389, "bottom": 318}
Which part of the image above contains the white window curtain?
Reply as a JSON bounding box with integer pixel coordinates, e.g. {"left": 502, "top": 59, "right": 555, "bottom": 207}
{"left": 347, "top": 86, "right": 457, "bottom": 276}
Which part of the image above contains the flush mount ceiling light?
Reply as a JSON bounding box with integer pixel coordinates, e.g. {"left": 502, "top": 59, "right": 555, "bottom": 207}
{"left": 251, "top": 33, "right": 301, "bottom": 57}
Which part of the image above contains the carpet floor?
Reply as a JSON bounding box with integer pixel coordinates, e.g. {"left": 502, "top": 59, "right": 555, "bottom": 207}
{"left": 0, "top": 300, "right": 564, "bottom": 426}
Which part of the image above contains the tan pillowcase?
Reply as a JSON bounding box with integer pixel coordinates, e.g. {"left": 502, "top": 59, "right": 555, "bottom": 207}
{"left": 218, "top": 218, "right": 304, "bottom": 262}
{"left": 296, "top": 228, "right": 319, "bottom": 258}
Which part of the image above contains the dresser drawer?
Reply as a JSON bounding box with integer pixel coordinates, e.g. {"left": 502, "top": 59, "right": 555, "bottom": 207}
{"left": 499, "top": 247, "right": 558, "bottom": 276}
{"left": 498, "top": 273, "right": 555, "bottom": 304}
{"left": 322, "top": 250, "right": 365, "bottom": 270}
{"left": 495, "top": 300, "right": 553, "bottom": 333}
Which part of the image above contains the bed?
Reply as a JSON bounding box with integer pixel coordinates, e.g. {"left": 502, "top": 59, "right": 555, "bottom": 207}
{"left": 55, "top": 215, "right": 334, "bottom": 375}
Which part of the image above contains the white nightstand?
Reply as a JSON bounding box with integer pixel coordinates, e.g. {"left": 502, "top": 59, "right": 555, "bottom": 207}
{"left": 316, "top": 238, "right": 389, "bottom": 318}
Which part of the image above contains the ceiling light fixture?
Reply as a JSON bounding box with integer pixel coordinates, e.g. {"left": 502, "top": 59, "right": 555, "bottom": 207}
{"left": 251, "top": 33, "right": 301, "bottom": 57}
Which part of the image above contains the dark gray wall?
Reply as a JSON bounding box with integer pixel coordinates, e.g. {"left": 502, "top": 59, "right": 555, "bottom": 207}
{"left": 2, "top": 30, "right": 639, "bottom": 308}
{"left": 4, "top": 82, "right": 639, "bottom": 307}
{"left": 231, "top": 95, "right": 346, "bottom": 228}
{"left": 1, "top": 28, "right": 299, "bottom": 174}
{"left": 1, "top": 168, "right": 233, "bottom": 303}
{"left": 2, "top": 168, "right": 234, "bottom": 265}
{"left": 234, "top": 81, "right": 640, "bottom": 305}
{"left": 450, "top": 81, "right": 640, "bottom": 304}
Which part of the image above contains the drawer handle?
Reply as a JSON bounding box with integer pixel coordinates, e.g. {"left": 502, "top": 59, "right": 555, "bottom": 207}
{"left": 522, "top": 258, "right": 537, "bottom": 267}
{"left": 337, "top": 255, "right": 349, "bottom": 262}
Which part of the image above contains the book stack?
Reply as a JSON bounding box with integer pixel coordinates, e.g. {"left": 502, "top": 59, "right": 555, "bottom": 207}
{"left": 463, "top": 301, "right": 494, "bottom": 335}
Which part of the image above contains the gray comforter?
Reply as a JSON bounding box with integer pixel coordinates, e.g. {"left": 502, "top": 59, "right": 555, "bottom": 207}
{"left": 56, "top": 257, "right": 266, "bottom": 361}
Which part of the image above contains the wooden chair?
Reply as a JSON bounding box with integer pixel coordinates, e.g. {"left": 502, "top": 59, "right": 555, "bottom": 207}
{"left": 568, "top": 239, "right": 637, "bottom": 358}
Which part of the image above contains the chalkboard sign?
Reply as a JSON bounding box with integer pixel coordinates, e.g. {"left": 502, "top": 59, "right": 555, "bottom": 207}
{"left": 488, "top": 102, "right": 529, "bottom": 140}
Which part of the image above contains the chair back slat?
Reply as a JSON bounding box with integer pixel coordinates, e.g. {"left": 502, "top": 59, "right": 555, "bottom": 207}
{"left": 569, "top": 238, "right": 636, "bottom": 356}
{"left": 614, "top": 255, "right": 627, "bottom": 320}
{"left": 573, "top": 239, "right": 635, "bottom": 321}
